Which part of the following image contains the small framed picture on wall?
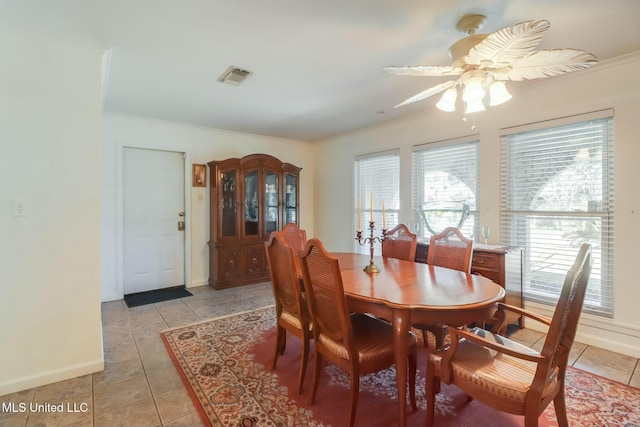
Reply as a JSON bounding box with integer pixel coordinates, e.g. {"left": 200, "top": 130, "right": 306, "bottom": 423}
{"left": 192, "top": 164, "right": 207, "bottom": 187}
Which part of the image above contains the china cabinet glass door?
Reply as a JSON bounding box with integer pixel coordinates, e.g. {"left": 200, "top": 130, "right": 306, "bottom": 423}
{"left": 265, "top": 171, "right": 279, "bottom": 234}
{"left": 244, "top": 170, "right": 259, "bottom": 236}
{"left": 221, "top": 170, "right": 237, "bottom": 237}
{"left": 284, "top": 173, "right": 298, "bottom": 224}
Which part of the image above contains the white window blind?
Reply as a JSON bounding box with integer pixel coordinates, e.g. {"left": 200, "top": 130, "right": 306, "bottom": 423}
{"left": 354, "top": 151, "right": 400, "bottom": 254}
{"left": 412, "top": 139, "right": 479, "bottom": 239}
{"left": 500, "top": 113, "right": 614, "bottom": 317}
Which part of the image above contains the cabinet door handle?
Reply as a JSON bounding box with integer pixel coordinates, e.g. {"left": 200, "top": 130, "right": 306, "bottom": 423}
{"left": 252, "top": 257, "right": 258, "bottom": 264}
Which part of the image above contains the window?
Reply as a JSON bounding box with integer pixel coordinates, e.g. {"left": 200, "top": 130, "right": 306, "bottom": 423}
{"left": 501, "top": 112, "right": 614, "bottom": 317}
{"left": 412, "top": 139, "right": 479, "bottom": 239}
{"left": 354, "top": 151, "right": 400, "bottom": 254}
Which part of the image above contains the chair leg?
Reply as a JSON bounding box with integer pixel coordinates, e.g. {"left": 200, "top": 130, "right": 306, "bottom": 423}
{"left": 310, "top": 351, "right": 322, "bottom": 405}
{"left": 272, "top": 326, "right": 285, "bottom": 370}
{"left": 408, "top": 346, "right": 417, "bottom": 411}
{"left": 425, "top": 360, "right": 439, "bottom": 427}
{"left": 297, "top": 335, "right": 310, "bottom": 394}
{"left": 553, "top": 389, "right": 569, "bottom": 427}
{"left": 348, "top": 374, "right": 360, "bottom": 427}
{"left": 524, "top": 411, "right": 540, "bottom": 427}
{"left": 422, "top": 329, "right": 429, "bottom": 348}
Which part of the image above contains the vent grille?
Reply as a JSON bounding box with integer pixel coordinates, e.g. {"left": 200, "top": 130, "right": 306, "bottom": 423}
{"left": 217, "top": 66, "right": 252, "bottom": 85}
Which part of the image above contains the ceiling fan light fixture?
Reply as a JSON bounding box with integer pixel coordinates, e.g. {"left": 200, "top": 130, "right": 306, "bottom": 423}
{"left": 436, "top": 88, "right": 458, "bottom": 112}
{"left": 462, "top": 79, "right": 485, "bottom": 103}
{"left": 384, "top": 14, "right": 597, "bottom": 118}
{"left": 465, "top": 98, "right": 486, "bottom": 114}
{"left": 489, "top": 81, "right": 512, "bottom": 106}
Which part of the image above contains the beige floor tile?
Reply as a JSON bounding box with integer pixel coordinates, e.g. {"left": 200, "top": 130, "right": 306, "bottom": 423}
{"left": 33, "top": 375, "right": 92, "bottom": 402}
{"left": 0, "top": 389, "right": 32, "bottom": 426}
{"left": 26, "top": 392, "right": 93, "bottom": 427}
{"left": 131, "top": 320, "right": 169, "bottom": 339}
{"left": 508, "top": 327, "right": 544, "bottom": 347}
{"left": 163, "top": 315, "right": 201, "bottom": 328}
{"left": 139, "top": 349, "right": 174, "bottom": 375}
{"left": 154, "top": 386, "right": 197, "bottom": 424}
{"left": 629, "top": 362, "right": 640, "bottom": 388}
{"left": 135, "top": 335, "right": 167, "bottom": 358}
{"left": 573, "top": 345, "right": 637, "bottom": 384}
{"left": 162, "top": 410, "right": 206, "bottom": 427}
{"left": 186, "top": 286, "right": 217, "bottom": 298}
{"left": 93, "top": 357, "right": 145, "bottom": 390}
{"left": 146, "top": 366, "right": 183, "bottom": 396}
{"left": 0, "top": 413, "right": 28, "bottom": 427}
{"left": 103, "top": 342, "right": 141, "bottom": 365}
{"left": 93, "top": 375, "right": 151, "bottom": 415}
{"left": 94, "top": 396, "right": 160, "bottom": 427}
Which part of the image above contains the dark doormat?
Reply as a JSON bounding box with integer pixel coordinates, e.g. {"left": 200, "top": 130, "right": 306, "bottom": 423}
{"left": 124, "top": 286, "right": 193, "bottom": 308}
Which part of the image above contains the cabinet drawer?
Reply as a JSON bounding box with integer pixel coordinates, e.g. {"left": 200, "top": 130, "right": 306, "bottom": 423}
{"left": 472, "top": 253, "right": 498, "bottom": 269}
{"left": 472, "top": 269, "right": 500, "bottom": 284}
{"left": 243, "top": 245, "right": 266, "bottom": 277}
{"left": 218, "top": 247, "right": 242, "bottom": 281}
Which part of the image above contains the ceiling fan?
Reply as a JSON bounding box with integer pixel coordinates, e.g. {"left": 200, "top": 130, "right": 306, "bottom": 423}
{"left": 384, "top": 14, "right": 597, "bottom": 114}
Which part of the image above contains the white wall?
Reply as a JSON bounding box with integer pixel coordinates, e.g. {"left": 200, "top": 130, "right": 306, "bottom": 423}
{"left": 313, "top": 52, "right": 640, "bottom": 358}
{"left": 0, "top": 28, "right": 105, "bottom": 395}
{"left": 101, "top": 114, "right": 315, "bottom": 301}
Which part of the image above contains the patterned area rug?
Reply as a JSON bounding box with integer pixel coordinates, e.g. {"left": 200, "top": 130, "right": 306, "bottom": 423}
{"left": 161, "top": 306, "right": 640, "bottom": 427}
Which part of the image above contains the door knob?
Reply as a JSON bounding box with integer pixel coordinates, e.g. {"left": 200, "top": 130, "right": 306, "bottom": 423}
{"left": 178, "top": 221, "right": 185, "bottom": 231}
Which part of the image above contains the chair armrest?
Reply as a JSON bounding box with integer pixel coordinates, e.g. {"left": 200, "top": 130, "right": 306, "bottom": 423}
{"left": 497, "top": 302, "right": 552, "bottom": 327}
{"left": 449, "top": 327, "right": 544, "bottom": 363}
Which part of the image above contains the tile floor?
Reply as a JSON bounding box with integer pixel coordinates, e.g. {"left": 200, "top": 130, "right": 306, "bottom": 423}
{"left": 1, "top": 282, "right": 639, "bottom": 427}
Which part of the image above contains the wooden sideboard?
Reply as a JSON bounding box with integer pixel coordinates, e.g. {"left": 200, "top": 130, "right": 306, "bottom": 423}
{"left": 415, "top": 240, "right": 524, "bottom": 327}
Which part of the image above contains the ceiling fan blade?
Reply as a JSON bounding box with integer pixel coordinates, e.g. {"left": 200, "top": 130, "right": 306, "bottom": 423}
{"left": 467, "top": 20, "right": 550, "bottom": 67}
{"left": 394, "top": 80, "right": 456, "bottom": 108}
{"left": 383, "top": 65, "right": 463, "bottom": 76}
{"left": 506, "top": 49, "right": 597, "bottom": 81}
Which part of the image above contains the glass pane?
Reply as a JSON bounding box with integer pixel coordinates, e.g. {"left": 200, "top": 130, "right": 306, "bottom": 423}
{"left": 265, "top": 171, "right": 278, "bottom": 233}
{"left": 412, "top": 141, "right": 478, "bottom": 239}
{"left": 244, "top": 170, "right": 259, "bottom": 236}
{"left": 354, "top": 152, "right": 399, "bottom": 255}
{"left": 221, "top": 170, "right": 237, "bottom": 237}
{"left": 284, "top": 173, "right": 297, "bottom": 224}
{"left": 501, "top": 116, "right": 614, "bottom": 317}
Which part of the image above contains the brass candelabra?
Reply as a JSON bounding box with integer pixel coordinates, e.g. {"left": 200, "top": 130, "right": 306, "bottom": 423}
{"left": 355, "top": 221, "right": 387, "bottom": 273}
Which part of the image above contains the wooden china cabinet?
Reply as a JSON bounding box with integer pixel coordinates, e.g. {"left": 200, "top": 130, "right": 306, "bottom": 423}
{"left": 207, "top": 154, "right": 301, "bottom": 289}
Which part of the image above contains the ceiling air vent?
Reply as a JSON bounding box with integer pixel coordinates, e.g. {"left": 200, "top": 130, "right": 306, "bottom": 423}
{"left": 217, "top": 66, "right": 252, "bottom": 86}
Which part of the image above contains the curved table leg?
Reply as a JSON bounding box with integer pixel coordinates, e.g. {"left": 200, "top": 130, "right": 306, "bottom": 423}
{"left": 392, "top": 309, "right": 410, "bottom": 427}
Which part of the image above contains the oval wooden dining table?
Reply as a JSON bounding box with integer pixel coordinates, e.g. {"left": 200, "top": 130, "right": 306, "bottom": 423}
{"left": 329, "top": 253, "right": 506, "bottom": 427}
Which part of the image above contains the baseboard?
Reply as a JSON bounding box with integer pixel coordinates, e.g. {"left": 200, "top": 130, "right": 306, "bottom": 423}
{"left": 187, "top": 279, "right": 209, "bottom": 288}
{"left": 0, "top": 358, "right": 104, "bottom": 396}
{"left": 101, "top": 292, "right": 121, "bottom": 302}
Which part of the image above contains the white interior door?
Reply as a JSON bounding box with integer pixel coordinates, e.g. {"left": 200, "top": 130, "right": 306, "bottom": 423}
{"left": 123, "top": 148, "right": 185, "bottom": 294}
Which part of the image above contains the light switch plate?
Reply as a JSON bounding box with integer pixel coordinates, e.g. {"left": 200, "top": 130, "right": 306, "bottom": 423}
{"left": 13, "top": 199, "right": 28, "bottom": 217}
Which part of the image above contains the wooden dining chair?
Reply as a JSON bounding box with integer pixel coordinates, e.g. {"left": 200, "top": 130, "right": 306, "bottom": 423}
{"left": 425, "top": 243, "right": 592, "bottom": 427}
{"left": 382, "top": 223, "right": 417, "bottom": 261}
{"left": 426, "top": 226, "right": 473, "bottom": 273}
{"left": 279, "top": 222, "right": 307, "bottom": 254}
{"left": 416, "top": 226, "right": 474, "bottom": 348}
{"left": 300, "top": 238, "right": 418, "bottom": 427}
{"left": 264, "top": 232, "right": 311, "bottom": 394}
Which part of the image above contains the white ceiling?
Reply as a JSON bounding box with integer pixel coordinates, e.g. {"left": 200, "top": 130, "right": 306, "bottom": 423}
{"left": 2, "top": 0, "right": 640, "bottom": 141}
